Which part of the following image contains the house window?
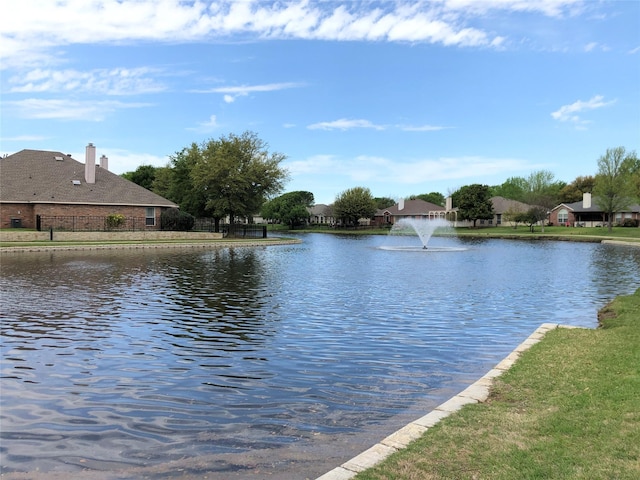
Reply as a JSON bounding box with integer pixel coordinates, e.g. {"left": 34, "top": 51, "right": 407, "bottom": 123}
{"left": 616, "top": 213, "right": 623, "bottom": 224}
{"left": 145, "top": 207, "right": 156, "bottom": 226}
{"left": 558, "top": 208, "right": 568, "bottom": 225}
{"left": 496, "top": 214, "right": 502, "bottom": 225}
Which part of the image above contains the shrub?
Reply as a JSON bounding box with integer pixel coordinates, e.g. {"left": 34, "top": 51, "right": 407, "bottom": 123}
{"left": 621, "top": 219, "right": 639, "bottom": 227}
{"left": 161, "top": 208, "right": 195, "bottom": 231}
{"left": 105, "top": 213, "right": 126, "bottom": 229}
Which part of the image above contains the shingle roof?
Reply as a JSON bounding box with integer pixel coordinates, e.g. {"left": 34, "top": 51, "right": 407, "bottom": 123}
{"left": 0, "top": 149, "right": 177, "bottom": 207}
{"left": 377, "top": 199, "right": 445, "bottom": 216}
{"left": 559, "top": 200, "right": 640, "bottom": 213}
{"left": 490, "top": 196, "right": 531, "bottom": 213}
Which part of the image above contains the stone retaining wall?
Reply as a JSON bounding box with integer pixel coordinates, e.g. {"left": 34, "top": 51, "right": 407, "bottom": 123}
{"left": 0, "top": 230, "right": 223, "bottom": 242}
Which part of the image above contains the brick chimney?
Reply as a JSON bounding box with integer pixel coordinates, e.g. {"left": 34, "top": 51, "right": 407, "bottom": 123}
{"left": 85, "top": 143, "right": 96, "bottom": 184}
{"left": 99, "top": 154, "right": 108, "bottom": 171}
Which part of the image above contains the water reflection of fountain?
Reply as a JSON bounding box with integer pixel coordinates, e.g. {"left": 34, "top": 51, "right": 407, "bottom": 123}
{"left": 381, "top": 218, "right": 466, "bottom": 251}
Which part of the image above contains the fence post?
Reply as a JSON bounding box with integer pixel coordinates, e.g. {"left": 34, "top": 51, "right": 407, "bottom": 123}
{"left": 262, "top": 226, "right": 267, "bottom": 238}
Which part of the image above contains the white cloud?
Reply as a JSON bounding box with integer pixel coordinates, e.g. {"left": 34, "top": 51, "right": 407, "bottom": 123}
{"left": 287, "top": 153, "right": 533, "bottom": 185}
{"left": 97, "top": 149, "right": 171, "bottom": 174}
{"left": 187, "top": 114, "right": 219, "bottom": 133}
{"left": 1, "top": 0, "right": 519, "bottom": 68}
{"left": 193, "top": 82, "right": 302, "bottom": 102}
{"left": 399, "top": 124, "right": 450, "bottom": 132}
{"left": 8, "top": 67, "right": 166, "bottom": 95}
{"left": 551, "top": 95, "right": 616, "bottom": 124}
{"left": 7, "top": 98, "right": 152, "bottom": 121}
{"left": 307, "top": 118, "right": 386, "bottom": 131}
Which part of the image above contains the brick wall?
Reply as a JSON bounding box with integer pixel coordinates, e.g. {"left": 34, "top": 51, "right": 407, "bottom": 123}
{"left": 1, "top": 203, "right": 166, "bottom": 230}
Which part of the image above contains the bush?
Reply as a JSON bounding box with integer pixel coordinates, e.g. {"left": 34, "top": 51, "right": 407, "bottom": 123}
{"left": 620, "top": 219, "right": 639, "bottom": 228}
{"left": 161, "top": 208, "right": 194, "bottom": 231}
{"left": 105, "top": 213, "right": 126, "bottom": 229}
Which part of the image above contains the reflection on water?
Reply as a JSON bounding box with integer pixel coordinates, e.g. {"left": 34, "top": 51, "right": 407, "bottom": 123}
{"left": 1, "top": 235, "right": 639, "bottom": 478}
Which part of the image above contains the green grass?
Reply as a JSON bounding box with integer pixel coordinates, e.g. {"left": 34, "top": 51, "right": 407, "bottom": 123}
{"left": 354, "top": 288, "right": 640, "bottom": 480}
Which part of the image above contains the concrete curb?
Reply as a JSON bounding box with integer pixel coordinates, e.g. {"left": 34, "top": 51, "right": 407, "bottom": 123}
{"left": 0, "top": 238, "right": 300, "bottom": 254}
{"left": 316, "top": 322, "right": 575, "bottom": 480}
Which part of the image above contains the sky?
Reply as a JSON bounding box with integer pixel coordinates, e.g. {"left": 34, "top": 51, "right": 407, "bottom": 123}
{"left": 1, "top": 0, "right": 639, "bottom": 205}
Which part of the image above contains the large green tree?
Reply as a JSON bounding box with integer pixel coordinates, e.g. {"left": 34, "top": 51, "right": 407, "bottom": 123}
{"left": 491, "top": 176, "right": 527, "bottom": 202}
{"left": 374, "top": 196, "right": 396, "bottom": 209}
{"left": 558, "top": 175, "right": 596, "bottom": 204}
{"left": 261, "top": 191, "right": 314, "bottom": 228}
{"left": 409, "top": 192, "right": 446, "bottom": 206}
{"left": 177, "top": 131, "right": 288, "bottom": 228}
{"left": 333, "top": 187, "right": 377, "bottom": 226}
{"left": 166, "top": 143, "right": 209, "bottom": 217}
{"left": 593, "top": 147, "right": 638, "bottom": 232}
{"left": 452, "top": 184, "right": 494, "bottom": 228}
{"left": 122, "top": 164, "right": 158, "bottom": 191}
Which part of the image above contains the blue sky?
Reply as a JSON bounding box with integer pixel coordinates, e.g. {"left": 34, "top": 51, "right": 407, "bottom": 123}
{"left": 1, "top": 1, "right": 638, "bottom": 205}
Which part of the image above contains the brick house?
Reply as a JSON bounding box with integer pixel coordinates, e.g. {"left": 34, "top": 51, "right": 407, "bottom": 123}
{"left": 373, "top": 198, "right": 447, "bottom": 227}
{"left": 0, "top": 145, "right": 178, "bottom": 230}
{"left": 549, "top": 193, "right": 640, "bottom": 227}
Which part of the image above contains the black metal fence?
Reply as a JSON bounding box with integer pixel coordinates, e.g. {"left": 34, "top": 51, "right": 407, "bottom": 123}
{"left": 37, "top": 215, "right": 150, "bottom": 232}
{"left": 36, "top": 215, "right": 268, "bottom": 238}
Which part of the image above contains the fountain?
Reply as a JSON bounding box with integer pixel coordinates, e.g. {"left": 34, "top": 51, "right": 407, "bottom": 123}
{"left": 381, "top": 217, "right": 466, "bottom": 251}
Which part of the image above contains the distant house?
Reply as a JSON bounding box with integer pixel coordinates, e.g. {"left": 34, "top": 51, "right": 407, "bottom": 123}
{"left": 307, "top": 203, "right": 335, "bottom": 225}
{"left": 0, "top": 145, "right": 178, "bottom": 230}
{"left": 550, "top": 193, "right": 640, "bottom": 227}
{"left": 373, "top": 198, "right": 447, "bottom": 227}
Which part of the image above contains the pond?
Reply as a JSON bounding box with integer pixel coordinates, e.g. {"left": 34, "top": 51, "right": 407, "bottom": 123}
{"left": 1, "top": 233, "right": 639, "bottom": 479}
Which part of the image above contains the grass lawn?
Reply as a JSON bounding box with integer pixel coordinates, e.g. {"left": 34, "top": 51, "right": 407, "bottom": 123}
{"left": 354, "top": 288, "right": 640, "bottom": 480}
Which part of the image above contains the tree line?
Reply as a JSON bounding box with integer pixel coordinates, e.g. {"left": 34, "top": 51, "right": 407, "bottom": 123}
{"left": 123, "top": 134, "right": 639, "bottom": 233}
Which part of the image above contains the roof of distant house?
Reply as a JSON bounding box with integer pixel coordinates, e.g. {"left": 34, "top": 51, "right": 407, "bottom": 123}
{"left": 0, "top": 149, "right": 177, "bottom": 207}
{"left": 376, "top": 198, "right": 445, "bottom": 216}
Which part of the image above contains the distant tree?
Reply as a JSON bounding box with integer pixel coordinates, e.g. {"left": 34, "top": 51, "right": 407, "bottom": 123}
{"left": 410, "top": 192, "right": 445, "bottom": 206}
{"left": 150, "top": 166, "right": 173, "bottom": 199}
{"left": 374, "top": 196, "right": 396, "bottom": 209}
{"left": 503, "top": 206, "right": 527, "bottom": 229}
{"left": 593, "top": 147, "right": 638, "bottom": 232}
{"left": 558, "top": 175, "right": 595, "bottom": 203}
{"left": 333, "top": 187, "right": 377, "bottom": 226}
{"left": 122, "top": 164, "right": 157, "bottom": 191}
{"left": 522, "top": 170, "right": 564, "bottom": 233}
{"left": 183, "top": 131, "right": 288, "bottom": 229}
{"left": 453, "top": 184, "right": 494, "bottom": 228}
{"left": 261, "top": 191, "right": 314, "bottom": 228}
{"left": 491, "top": 176, "right": 527, "bottom": 202}
{"left": 519, "top": 206, "right": 550, "bottom": 233}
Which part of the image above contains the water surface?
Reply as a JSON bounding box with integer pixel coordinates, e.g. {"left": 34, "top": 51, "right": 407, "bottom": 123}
{"left": 1, "top": 234, "right": 639, "bottom": 478}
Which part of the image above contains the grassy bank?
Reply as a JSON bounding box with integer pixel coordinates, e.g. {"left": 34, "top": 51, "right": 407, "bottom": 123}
{"left": 283, "top": 225, "right": 640, "bottom": 242}
{"left": 355, "top": 288, "right": 640, "bottom": 480}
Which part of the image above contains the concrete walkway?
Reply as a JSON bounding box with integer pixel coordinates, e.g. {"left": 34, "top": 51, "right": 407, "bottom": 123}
{"left": 316, "top": 322, "right": 580, "bottom": 480}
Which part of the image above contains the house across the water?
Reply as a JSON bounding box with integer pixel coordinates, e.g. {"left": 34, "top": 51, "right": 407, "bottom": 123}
{"left": 0, "top": 144, "right": 177, "bottom": 231}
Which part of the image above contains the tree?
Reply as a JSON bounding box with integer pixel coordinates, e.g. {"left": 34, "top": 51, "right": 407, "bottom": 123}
{"left": 261, "top": 191, "right": 314, "bottom": 228}
{"left": 490, "top": 176, "right": 527, "bottom": 202}
{"left": 333, "top": 187, "right": 377, "bottom": 226}
{"left": 522, "top": 170, "right": 564, "bottom": 233}
{"left": 410, "top": 192, "right": 445, "bottom": 206}
{"left": 558, "top": 175, "right": 595, "bottom": 203}
{"left": 521, "top": 206, "right": 549, "bottom": 233}
{"left": 453, "top": 184, "right": 494, "bottom": 228}
{"left": 185, "top": 131, "right": 288, "bottom": 228}
{"left": 593, "top": 147, "right": 638, "bottom": 232}
{"left": 166, "top": 143, "right": 209, "bottom": 218}
{"left": 122, "top": 164, "right": 158, "bottom": 191}
{"left": 374, "top": 196, "right": 396, "bottom": 209}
